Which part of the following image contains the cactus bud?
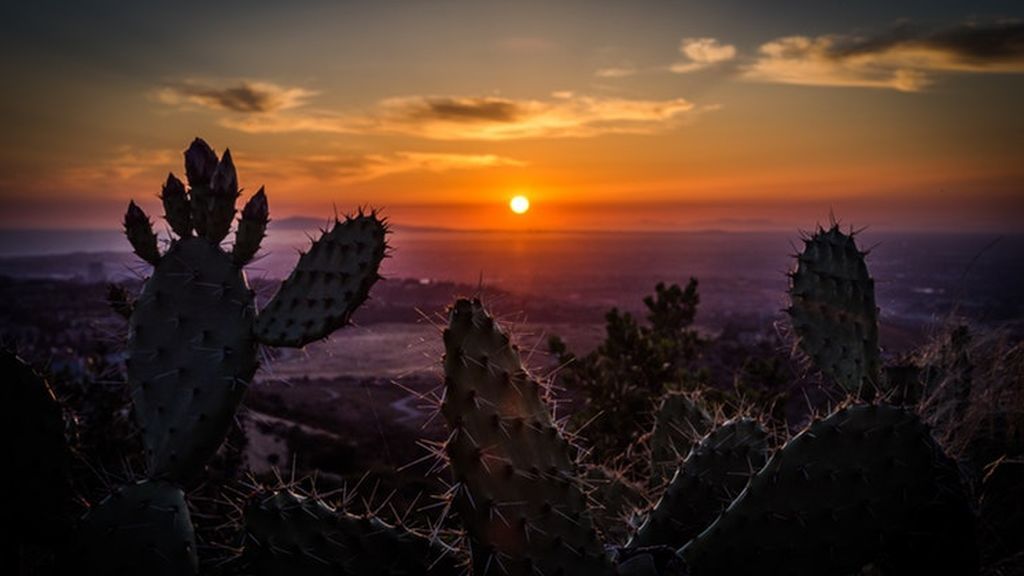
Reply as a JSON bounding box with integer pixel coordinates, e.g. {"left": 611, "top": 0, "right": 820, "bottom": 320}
{"left": 233, "top": 187, "right": 269, "bottom": 266}
{"left": 184, "top": 138, "right": 217, "bottom": 188}
{"left": 160, "top": 173, "right": 192, "bottom": 238}
{"left": 211, "top": 149, "right": 238, "bottom": 198}
{"left": 123, "top": 200, "right": 160, "bottom": 265}
{"left": 205, "top": 149, "right": 239, "bottom": 243}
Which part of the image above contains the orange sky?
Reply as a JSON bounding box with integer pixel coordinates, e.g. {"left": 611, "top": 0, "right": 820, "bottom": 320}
{"left": 1, "top": 2, "right": 1022, "bottom": 231}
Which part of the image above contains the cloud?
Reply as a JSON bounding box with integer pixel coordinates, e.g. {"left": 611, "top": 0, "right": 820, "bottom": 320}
{"left": 241, "top": 151, "right": 525, "bottom": 184}
{"left": 64, "top": 146, "right": 177, "bottom": 184}
{"left": 400, "top": 96, "right": 521, "bottom": 122}
{"left": 595, "top": 66, "right": 638, "bottom": 78}
{"left": 154, "top": 80, "right": 316, "bottom": 113}
{"left": 670, "top": 38, "right": 737, "bottom": 73}
{"left": 217, "top": 93, "right": 697, "bottom": 140}
{"left": 746, "top": 21, "right": 1024, "bottom": 91}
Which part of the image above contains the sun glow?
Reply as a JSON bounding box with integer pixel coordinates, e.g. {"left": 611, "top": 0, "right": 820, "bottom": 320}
{"left": 510, "top": 195, "right": 530, "bottom": 214}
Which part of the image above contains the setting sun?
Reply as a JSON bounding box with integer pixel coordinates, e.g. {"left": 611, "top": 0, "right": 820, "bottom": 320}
{"left": 510, "top": 195, "right": 530, "bottom": 215}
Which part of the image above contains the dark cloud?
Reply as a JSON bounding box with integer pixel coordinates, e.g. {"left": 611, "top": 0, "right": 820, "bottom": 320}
{"left": 827, "top": 21, "right": 1024, "bottom": 65}
{"left": 748, "top": 20, "right": 1024, "bottom": 91}
{"left": 155, "top": 81, "right": 314, "bottom": 113}
{"left": 923, "top": 21, "right": 1024, "bottom": 63}
{"left": 413, "top": 97, "right": 523, "bottom": 123}
{"left": 187, "top": 84, "right": 278, "bottom": 113}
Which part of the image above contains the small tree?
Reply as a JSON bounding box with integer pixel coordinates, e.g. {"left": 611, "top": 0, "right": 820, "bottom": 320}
{"left": 550, "top": 279, "right": 703, "bottom": 463}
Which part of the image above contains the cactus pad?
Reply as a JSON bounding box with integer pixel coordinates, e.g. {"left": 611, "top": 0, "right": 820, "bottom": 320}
{"left": 648, "top": 392, "right": 713, "bottom": 488}
{"left": 8, "top": 350, "right": 77, "bottom": 547}
{"left": 243, "top": 489, "right": 459, "bottom": 575}
{"left": 787, "top": 224, "right": 880, "bottom": 394}
{"left": 76, "top": 480, "right": 197, "bottom": 576}
{"left": 629, "top": 418, "right": 768, "bottom": 550}
{"left": 233, "top": 187, "right": 268, "bottom": 266}
{"left": 581, "top": 464, "right": 647, "bottom": 546}
{"left": 679, "top": 404, "right": 977, "bottom": 576}
{"left": 254, "top": 212, "right": 388, "bottom": 348}
{"left": 442, "top": 298, "right": 614, "bottom": 576}
{"left": 128, "top": 236, "right": 257, "bottom": 481}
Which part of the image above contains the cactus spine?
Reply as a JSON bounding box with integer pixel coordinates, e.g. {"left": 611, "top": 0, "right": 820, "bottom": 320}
{"left": 243, "top": 489, "right": 460, "bottom": 575}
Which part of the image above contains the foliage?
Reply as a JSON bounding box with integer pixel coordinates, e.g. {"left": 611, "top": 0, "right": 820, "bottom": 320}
{"left": 550, "top": 279, "right": 703, "bottom": 463}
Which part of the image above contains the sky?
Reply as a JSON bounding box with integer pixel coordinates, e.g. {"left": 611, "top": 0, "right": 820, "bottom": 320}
{"left": 1, "top": 0, "right": 1023, "bottom": 232}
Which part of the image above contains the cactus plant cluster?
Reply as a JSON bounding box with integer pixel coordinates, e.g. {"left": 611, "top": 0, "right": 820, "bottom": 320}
{"left": 439, "top": 299, "right": 977, "bottom": 576}
{"left": 12, "top": 138, "right": 390, "bottom": 575}
{"left": 14, "top": 142, "right": 1003, "bottom": 576}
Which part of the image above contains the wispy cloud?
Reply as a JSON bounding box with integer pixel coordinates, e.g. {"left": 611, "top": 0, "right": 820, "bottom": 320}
{"left": 55, "top": 145, "right": 523, "bottom": 196}
{"left": 213, "top": 93, "right": 698, "bottom": 140}
{"left": 241, "top": 148, "right": 528, "bottom": 182}
{"left": 746, "top": 21, "right": 1024, "bottom": 91}
{"left": 595, "top": 66, "right": 638, "bottom": 78}
{"left": 154, "top": 80, "right": 317, "bottom": 113}
{"left": 64, "top": 146, "right": 177, "bottom": 184}
{"left": 670, "top": 38, "right": 737, "bottom": 73}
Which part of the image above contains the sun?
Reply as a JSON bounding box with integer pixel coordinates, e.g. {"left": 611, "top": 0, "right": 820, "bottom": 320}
{"left": 509, "top": 195, "right": 530, "bottom": 215}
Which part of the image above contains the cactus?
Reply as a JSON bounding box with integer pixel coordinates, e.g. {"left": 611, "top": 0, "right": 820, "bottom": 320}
{"left": 123, "top": 137, "right": 388, "bottom": 482}
{"left": 678, "top": 404, "right": 977, "bottom": 575}
{"left": 629, "top": 418, "right": 768, "bottom": 550}
{"left": 253, "top": 208, "right": 387, "bottom": 347}
{"left": 441, "top": 298, "right": 614, "bottom": 576}
{"left": 242, "top": 488, "right": 460, "bottom": 575}
{"left": 580, "top": 464, "right": 647, "bottom": 546}
{"left": 8, "top": 349, "right": 77, "bottom": 560}
{"left": 648, "top": 392, "right": 713, "bottom": 488}
{"left": 76, "top": 480, "right": 198, "bottom": 576}
{"left": 787, "top": 224, "right": 880, "bottom": 396}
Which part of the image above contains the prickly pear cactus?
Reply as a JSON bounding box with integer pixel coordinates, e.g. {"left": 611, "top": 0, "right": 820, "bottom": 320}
{"left": 580, "top": 464, "right": 647, "bottom": 546}
{"left": 123, "top": 138, "right": 388, "bottom": 482}
{"left": 254, "top": 209, "right": 388, "bottom": 348}
{"left": 243, "top": 489, "right": 459, "bottom": 575}
{"left": 442, "top": 298, "right": 614, "bottom": 576}
{"left": 787, "top": 224, "right": 880, "bottom": 395}
{"left": 629, "top": 418, "right": 768, "bottom": 550}
{"left": 678, "top": 404, "right": 977, "bottom": 576}
{"left": 76, "top": 480, "right": 198, "bottom": 576}
{"left": 8, "top": 349, "right": 77, "bottom": 551}
{"left": 128, "top": 236, "right": 258, "bottom": 481}
{"left": 648, "top": 392, "right": 713, "bottom": 488}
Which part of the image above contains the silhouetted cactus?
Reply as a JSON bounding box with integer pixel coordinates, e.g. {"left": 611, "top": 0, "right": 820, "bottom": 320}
{"left": 8, "top": 349, "right": 77, "bottom": 569}
{"left": 76, "top": 480, "right": 198, "bottom": 576}
{"left": 70, "top": 137, "right": 388, "bottom": 575}
{"left": 18, "top": 203, "right": 1000, "bottom": 576}
{"left": 647, "top": 392, "right": 713, "bottom": 488}
{"left": 678, "top": 404, "right": 977, "bottom": 575}
{"left": 242, "top": 488, "right": 460, "bottom": 575}
{"left": 126, "top": 138, "right": 387, "bottom": 482}
{"left": 442, "top": 298, "right": 614, "bottom": 576}
{"left": 787, "top": 224, "right": 880, "bottom": 396}
{"left": 629, "top": 418, "right": 768, "bottom": 550}
{"left": 442, "top": 299, "right": 976, "bottom": 576}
